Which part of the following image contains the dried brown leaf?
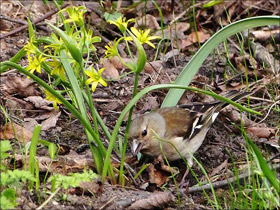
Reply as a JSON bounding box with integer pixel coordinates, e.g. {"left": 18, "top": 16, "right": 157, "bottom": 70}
{"left": 1, "top": 75, "right": 41, "bottom": 97}
{"left": 41, "top": 111, "right": 61, "bottom": 131}
{"left": 0, "top": 122, "right": 33, "bottom": 143}
{"left": 135, "top": 14, "right": 160, "bottom": 30}
{"left": 180, "top": 30, "right": 210, "bottom": 49}
{"left": 147, "top": 164, "right": 169, "bottom": 187}
{"left": 128, "top": 192, "right": 175, "bottom": 210}
{"left": 102, "top": 58, "right": 120, "bottom": 80}
{"left": 24, "top": 96, "right": 53, "bottom": 111}
{"left": 246, "top": 127, "right": 276, "bottom": 138}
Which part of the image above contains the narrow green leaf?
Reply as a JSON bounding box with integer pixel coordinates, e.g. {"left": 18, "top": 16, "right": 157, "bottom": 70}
{"left": 27, "top": 18, "right": 35, "bottom": 41}
{"left": 162, "top": 16, "right": 280, "bottom": 107}
{"left": 48, "top": 23, "right": 82, "bottom": 63}
{"left": 127, "top": 30, "right": 147, "bottom": 74}
{"left": 245, "top": 133, "right": 280, "bottom": 193}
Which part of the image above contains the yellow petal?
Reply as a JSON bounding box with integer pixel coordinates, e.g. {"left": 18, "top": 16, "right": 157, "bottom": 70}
{"left": 91, "top": 82, "right": 98, "bottom": 92}
{"left": 147, "top": 35, "right": 161, "bottom": 41}
{"left": 146, "top": 41, "right": 155, "bottom": 48}
{"left": 98, "top": 68, "right": 105, "bottom": 75}
{"left": 143, "top": 29, "right": 151, "bottom": 38}
{"left": 86, "top": 78, "right": 93, "bottom": 85}
{"left": 99, "top": 79, "right": 107, "bottom": 87}
{"left": 131, "top": 27, "right": 141, "bottom": 38}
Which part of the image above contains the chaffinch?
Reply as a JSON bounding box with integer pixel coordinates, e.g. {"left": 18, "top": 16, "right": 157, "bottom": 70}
{"left": 129, "top": 91, "right": 250, "bottom": 167}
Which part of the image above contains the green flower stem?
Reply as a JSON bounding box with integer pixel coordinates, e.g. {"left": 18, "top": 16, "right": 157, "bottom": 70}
{"left": 243, "top": 131, "right": 280, "bottom": 193}
{"left": 80, "top": 65, "right": 99, "bottom": 138}
{"left": 117, "top": 55, "right": 135, "bottom": 71}
{"left": 192, "top": 0, "right": 201, "bottom": 48}
{"left": 29, "top": 125, "right": 41, "bottom": 189}
{"left": 127, "top": 30, "right": 147, "bottom": 74}
{"left": 119, "top": 72, "right": 139, "bottom": 185}
{"left": 2, "top": 61, "right": 115, "bottom": 183}
{"left": 33, "top": 60, "right": 111, "bottom": 141}
{"left": 2, "top": 62, "right": 97, "bottom": 141}
{"left": 123, "top": 33, "right": 135, "bottom": 64}
{"left": 53, "top": 0, "right": 70, "bottom": 32}
{"left": 151, "top": 0, "right": 164, "bottom": 38}
{"left": 45, "top": 60, "right": 109, "bottom": 140}
{"left": 60, "top": 51, "right": 105, "bottom": 174}
{"left": 82, "top": 91, "right": 112, "bottom": 140}
{"left": 101, "top": 83, "right": 262, "bottom": 181}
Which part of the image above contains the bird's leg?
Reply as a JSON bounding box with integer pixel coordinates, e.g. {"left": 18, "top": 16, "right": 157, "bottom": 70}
{"left": 154, "top": 155, "right": 178, "bottom": 175}
{"left": 179, "top": 157, "right": 193, "bottom": 187}
{"left": 178, "top": 168, "right": 190, "bottom": 187}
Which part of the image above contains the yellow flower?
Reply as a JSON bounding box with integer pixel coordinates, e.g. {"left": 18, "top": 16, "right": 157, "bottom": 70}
{"left": 26, "top": 54, "right": 46, "bottom": 75}
{"left": 130, "top": 27, "right": 160, "bottom": 48}
{"left": 48, "top": 58, "right": 66, "bottom": 81}
{"left": 64, "top": 6, "right": 86, "bottom": 26}
{"left": 45, "top": 90, "right": 61, "bottom": 111}
{"left": 107, "top": 16, "right": 135, "bottom": 33}
{"left": 85, "top": 67, "right": 107, "bottom": 92}
{"left": 24, "top": 38, "right": 38, "bottom": 56}
{"left": 44, "top": 33, "right": 65, "bottom": 56}
{"left": 104, "top": 38, "right": 121, "bottom": 58}
{"left": 82, "top": 29, "right": 101, "bottom": 53}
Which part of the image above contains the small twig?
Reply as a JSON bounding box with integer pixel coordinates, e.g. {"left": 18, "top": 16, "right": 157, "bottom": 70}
{"left": 0, "top": 3, "right": 69, "bottom": 39}
{"left": 1, "top": 15, "right": 50, "bottom": 33}
{"left": 37, "top": 187, "right": 61, "bottom": 210}
{"left": 253, "top": 100, "right": 280, "bottom": 126}
{"left": 99, "top": 196, "right": 117, "bottom": 210}
{"left": 170, "top": 2, "right": 203, "bottom": 25}
{"left": 180, "top": 163, "right": 280, "bottom": 194}
{"left": 210, "top": 142, "right": 241, "bottom": 153}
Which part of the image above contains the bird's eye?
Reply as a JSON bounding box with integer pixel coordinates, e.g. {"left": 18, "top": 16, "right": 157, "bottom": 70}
{"left": 142, "top": 129, "right": 147, "bottom": 136}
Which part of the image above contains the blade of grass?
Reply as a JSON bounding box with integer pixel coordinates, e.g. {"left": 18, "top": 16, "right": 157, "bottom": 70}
{"left": 243, "top": 131, "right": 280, "bottom": 193}
{"left": 28, "top": 125, "right": 41, "bottom": 189}
{"left": 162, "top": 16, "right": 280, "bottom": 107}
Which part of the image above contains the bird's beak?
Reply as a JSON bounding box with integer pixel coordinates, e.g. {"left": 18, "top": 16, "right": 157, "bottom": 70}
{"left": 132, "top": 139, "right": 143, "bottom": 156}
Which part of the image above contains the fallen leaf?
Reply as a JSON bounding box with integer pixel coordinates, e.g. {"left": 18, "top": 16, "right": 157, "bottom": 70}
{"left": 23, "top": 118, "right": 39, "bottom": 132}
{"left": 147, "top": 164, "right": 169, "bottom": 187}
{"left": 250, "top": 42, "right": 279, "bottom": 74}
{"left": 135, "top": 14, "right": 160, "bottom": 30}
{"left": 128, "top": 191, "right": 175, "bottom": 210}
{"left": 13, "top": 152, "right": 96, "bottom": 173}
{"left": 5, "top": 95, "right": 34, "bottom": 111}
{"left": 24, "top": 96, "right": 53, "bottom": 111}
{"left": 70, "top": 180, "right": 100, "bottom": 195}
{"left": 144, "top": 60, "right": 163, "bottom": 74}
{"left": 246, "top": 127, "right": 276, "bottom": 138}
{"left": 180, "top": 30, "right": 210, "bottom": 49}
{"left": 141, "top": 96, "right": 159, "bottom": 112}
{"left": 1, "top": 75, "right": 41, "bottom": 97}
{"left": 41, "top": 111, "right": 61, "bottom": 131}
{"left": 250, "top": 29, "right": 280, "bottom": 42}
{"left": 162, "top": 49, "right": 180, "bottom": 62}
{"left": 0, "top": 122, "right": 33, "bottom": 143}
{"left": 102, "top": 58, "right": 120, "bottom": 80}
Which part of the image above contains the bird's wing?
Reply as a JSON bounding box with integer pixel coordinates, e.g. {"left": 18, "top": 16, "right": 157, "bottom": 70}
{"left": 157, "top": 107, "right": 192, "bottom": 138}
{"left": 178, "top": 90, "right": 251, "bottom": 139}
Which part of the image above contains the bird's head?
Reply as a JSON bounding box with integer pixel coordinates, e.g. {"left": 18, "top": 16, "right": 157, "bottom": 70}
{"left": 129, "top": 112, "right": 166, "bottom": 156}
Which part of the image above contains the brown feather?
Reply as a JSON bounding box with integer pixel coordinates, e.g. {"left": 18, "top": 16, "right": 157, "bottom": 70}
{"left": 156, "top": 107, "right": 192, "bottom": 138}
